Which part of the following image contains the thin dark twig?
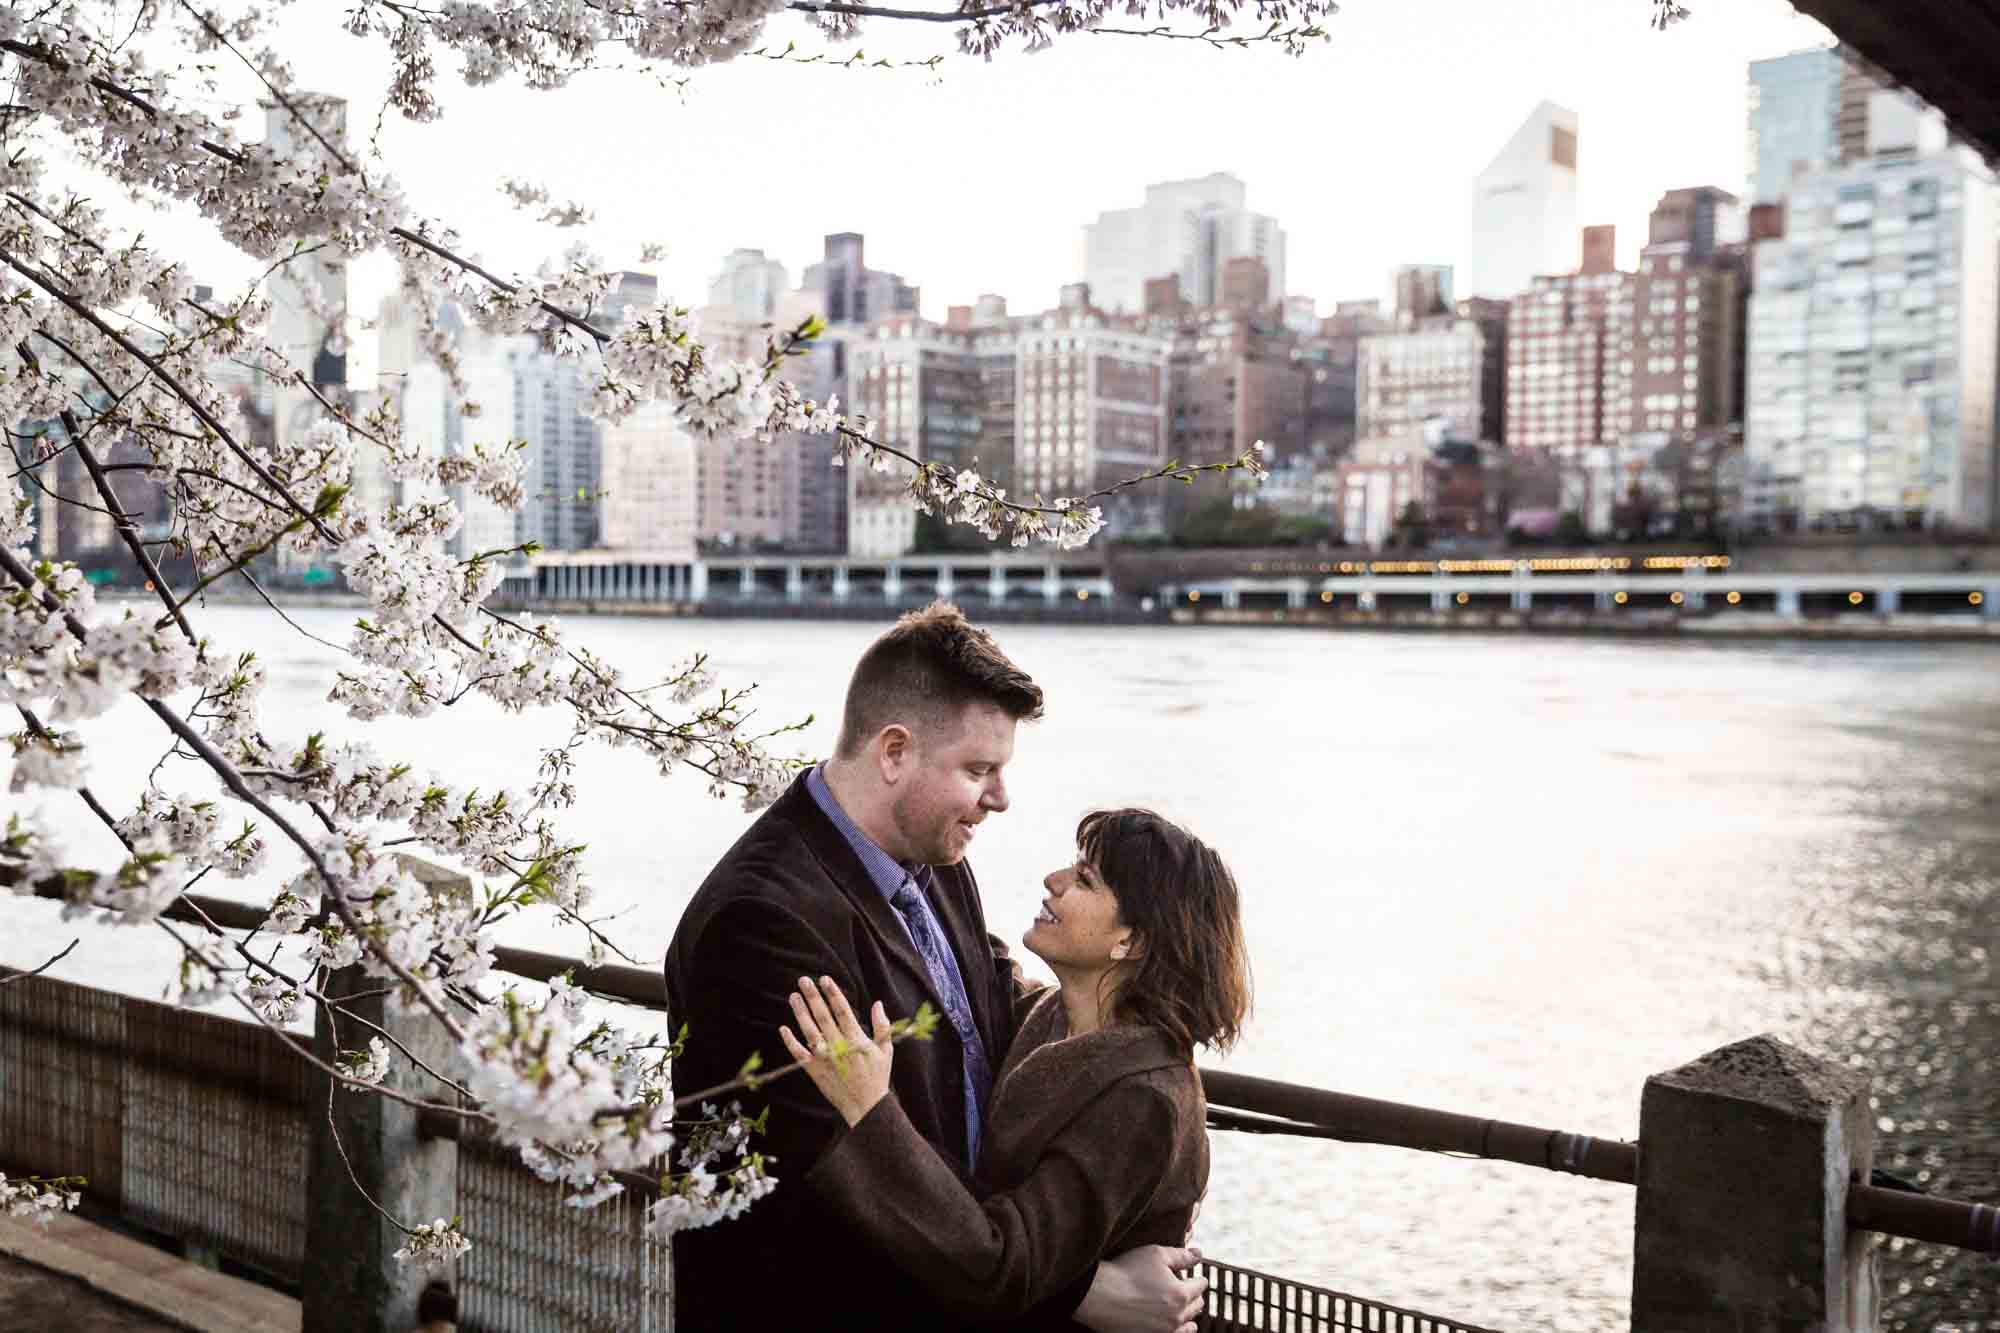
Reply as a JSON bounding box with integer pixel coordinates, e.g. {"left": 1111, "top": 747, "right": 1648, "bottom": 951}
{"left": 0, "top": 937, "right": 79, "bottom": 985}
{"left": 231, "top": 564, "right": 352, "bottom": 655}
{"left": 57, "top": 409, "right": 197, "bottom": 642}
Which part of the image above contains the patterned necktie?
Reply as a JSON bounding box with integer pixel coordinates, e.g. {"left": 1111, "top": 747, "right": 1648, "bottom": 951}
{"left": 889, "top": 876, "right": 992, "bottom": 1167}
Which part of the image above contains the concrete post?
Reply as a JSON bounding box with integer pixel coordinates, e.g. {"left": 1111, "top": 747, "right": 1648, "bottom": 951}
{"left": 1431, "top": 583, "right": 1450, "bottom": 612}
{"left": 1512, "top": 565, "right": 1531, "bottom": 612}
{"left": 1777, "top": 586, "right": 1802, "bottom": 618}
{"left": 1984, "top": 585, "right": 2000, "bottom": 620}
{"left": 988, "top": 564, "right": 1006, "bottom": 606}
{"left": 738, "top": 565, "right": 755, "bottom": 599}
{"left": 1631, "top": 1034, "right": 1877, "bottom": 1332}
{"left": 937, "top": 565, "right": 954, "bottom": 602}
{"left": 1286, "top": 579, "right": 1307, "bottom": 610}
{"left": 1876, "top": 587, "right": 1900, "bottom": 615}
{"left": 832, "top": 566, "right": 850, "bottom": 602}
{"left": 1221, "top": 584, "right": 1240, "bottom": 610}
{"left": 786, "top": 564, "right": 803, "bottom": 604}
{"left": 1687, "top": 564, "right": 1707, "bottom": 612}
{"left": 302, "top": 861, "right": 466, "bottom": 1333}
{"left": 1043, "top": 565, "right": 1061, "bottom": 605}
{"left": 884, "top": 564, "right": 902, "bottom": 603}
{"left": 690, "top": 563, "right": 709, "bottom": 601}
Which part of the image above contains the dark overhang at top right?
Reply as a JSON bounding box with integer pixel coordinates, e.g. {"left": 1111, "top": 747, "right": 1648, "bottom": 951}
{"left": 1784, "top": 0, "right": 2000, "bottom": 165}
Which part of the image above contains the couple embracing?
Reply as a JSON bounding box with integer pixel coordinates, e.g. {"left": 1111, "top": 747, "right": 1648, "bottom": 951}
{"left": 665, "top": 603, "right": 1250, "bottom": 1331}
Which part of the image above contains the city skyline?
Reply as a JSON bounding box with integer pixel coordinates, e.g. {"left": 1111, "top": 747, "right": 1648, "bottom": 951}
{"left": 103, "top": 0, "right": 1832, "bottom": 327}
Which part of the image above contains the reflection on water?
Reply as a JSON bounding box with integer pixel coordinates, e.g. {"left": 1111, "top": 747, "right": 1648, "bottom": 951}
{"left": 1765, "top": 703, "right": 2000, "bottom": 1333}
{"left": 6, "top": 609, "right": 1998, "bottom": 1328}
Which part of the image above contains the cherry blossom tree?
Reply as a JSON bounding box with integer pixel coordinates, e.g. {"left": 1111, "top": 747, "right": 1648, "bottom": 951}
{"left": 0, "top": 0, "right": 1681, "bottom": 1263}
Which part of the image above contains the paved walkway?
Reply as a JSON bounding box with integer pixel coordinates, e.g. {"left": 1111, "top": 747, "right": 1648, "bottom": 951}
{"left": 0, "top": 1213, "right": 299, "bottom": 1333}
{"left": 0, "top": 1248, "right": 179, "bottom": 1331}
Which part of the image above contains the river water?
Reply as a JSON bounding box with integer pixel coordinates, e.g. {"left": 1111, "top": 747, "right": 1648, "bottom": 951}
{"left": 8, "top": 607, "right": 1996, "bottom": 1330}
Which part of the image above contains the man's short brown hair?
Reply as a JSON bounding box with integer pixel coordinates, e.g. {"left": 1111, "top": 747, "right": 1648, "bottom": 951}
{"left": 834, "top": 602, "right": 1044, "bottom": 757}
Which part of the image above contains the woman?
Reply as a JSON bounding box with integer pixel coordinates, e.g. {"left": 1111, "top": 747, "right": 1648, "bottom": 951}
{"left": 778, "top": 808, "right": 1251, "bottom": 1329}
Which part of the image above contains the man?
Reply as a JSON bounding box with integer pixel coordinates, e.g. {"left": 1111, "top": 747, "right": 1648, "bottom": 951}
{"left": 665, "top": 603, "right": 1206, "bottom": 1331}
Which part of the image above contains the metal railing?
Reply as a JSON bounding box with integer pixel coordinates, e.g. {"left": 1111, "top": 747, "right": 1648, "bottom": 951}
{"left": 0, "top": 963, "right": 674, "bottom": 1330}
{"left": 1198, "top": 1261, "right": 1501, "bottom": 1333}
{"left": 10, "top": 880, "right": 2000, "bottom": 1331}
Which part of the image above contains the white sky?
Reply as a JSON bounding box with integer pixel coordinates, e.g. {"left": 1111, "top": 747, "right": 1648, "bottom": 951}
{"left": 116, "top": 0, "right": 1832, "bottom": 322}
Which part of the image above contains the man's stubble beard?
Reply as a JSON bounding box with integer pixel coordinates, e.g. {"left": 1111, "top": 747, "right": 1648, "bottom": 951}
{"left": 890, "top": 780, "right": 961, "bottom": 867}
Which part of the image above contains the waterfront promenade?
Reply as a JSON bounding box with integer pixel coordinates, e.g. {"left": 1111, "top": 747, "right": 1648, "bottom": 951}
{"left": 475, "top": 543, "right": 2000, "bottom": 640}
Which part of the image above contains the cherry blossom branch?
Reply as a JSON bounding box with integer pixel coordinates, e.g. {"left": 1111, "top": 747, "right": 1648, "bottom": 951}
{"left": 174, "top": 1, "right": 360, "bottom": 177}
{"left": 784, "top": 0, "right": 1072, "bottom": 20}
{"left": 667, "top": 1003, "right": 939, "bottom": 1110}
{"left": 15, "top": 705, "right": 130, "bottom": 845}
{"left": 1088, "top": 21, "right": 1327, "bottom": 48}
{"left": 51, "top": 406, "right": 196, "bottom": 642}
{"left": 0, "top": 247, "right": 342, "bottom": 545}
{"left": 0, "top": 544, "right": 467, "bottom": 1043}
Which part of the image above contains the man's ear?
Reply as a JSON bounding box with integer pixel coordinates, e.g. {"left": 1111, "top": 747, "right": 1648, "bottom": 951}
{"left": 875, "top": 724, "right": 914, "bottom": 784}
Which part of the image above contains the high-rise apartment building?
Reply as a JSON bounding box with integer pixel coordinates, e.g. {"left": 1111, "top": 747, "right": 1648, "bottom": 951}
{"left": 1746, "top": 47, "right": 1888, "bottom": 206}
{"left": 1467, "top": 102, "right": 1580, "bottom": 302}
{"left": 510, "top": 350, "right": 600, "bottom": 552}
{"left": 1745, "top": 138, "right": 2000, "bottom": 531}
{"left": 1392, "top": 265, "right": 1454, "bottom": 329}
{"left": 1294, "top": 302, "right": 1388, "bottom": 458}
{"left": 707, "top": 249, "right": 789, "bottom": 320}
{"left": 1647, "top": 187, "right": 1746, "bottom": 261}
{"left": 780, "top": 232, "right": 923, "bottom": 553}
{"left": 597, "top": 398, "right": 698, "bottom": 558}
{"left": 375, "top": 296, "right": 518, "bottom": 561}
{"left": 1220, "top": 257, "right": 1272, "bottom": 312}
{"left": 844, "top": 317, "right": 984, "bottom": 558}
{"left": 1015, "top": 308, "right": 1173, "bottom": 534}
{"left": 1505, "top": 265, "right": 1637, "bottom": 456}
{"left": 680, "top": 302, "right": 808, "bottom": 551}
{"left": 263, "top": 98, "right": 350, "bottom": 430}
{"left": 1630, "top": 192, "right": 1746, "bottom": 442}
{"left": 1508, "top": 197, "right": 1747, "bottom": 454}
{"left": 801, "top": 233, "right": 919, "bottom": 329}
{"left": 973, "top": 300, "right": 1020, "bottom": 502}
{"left": 1167, "top": 311, "right": 1304, "bottom": 467}
{"left": 1083, "top": 174, "right": 1287, "bottom": 315}
{"left": 1359, "top": 303, "right": 1507, "bottom": 444}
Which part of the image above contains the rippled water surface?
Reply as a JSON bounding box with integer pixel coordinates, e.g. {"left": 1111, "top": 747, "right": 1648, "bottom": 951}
{"left": 11, "top": 609, "right": 1997, "bottom": 1330}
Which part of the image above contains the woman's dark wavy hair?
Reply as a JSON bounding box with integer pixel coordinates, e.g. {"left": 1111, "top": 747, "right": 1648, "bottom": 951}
{"left": 1077, "top": 808, "right": 1251, "bottom": 1058}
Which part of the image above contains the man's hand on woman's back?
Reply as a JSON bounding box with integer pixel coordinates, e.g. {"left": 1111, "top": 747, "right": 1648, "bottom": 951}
{"left": 1074, "top": 1244, "right": 1208, "bottom": 1333}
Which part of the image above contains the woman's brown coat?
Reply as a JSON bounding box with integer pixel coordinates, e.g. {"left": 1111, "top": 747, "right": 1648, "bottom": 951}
{"left": 807, "top": 987, "right": 1209, "bottom": 1329}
